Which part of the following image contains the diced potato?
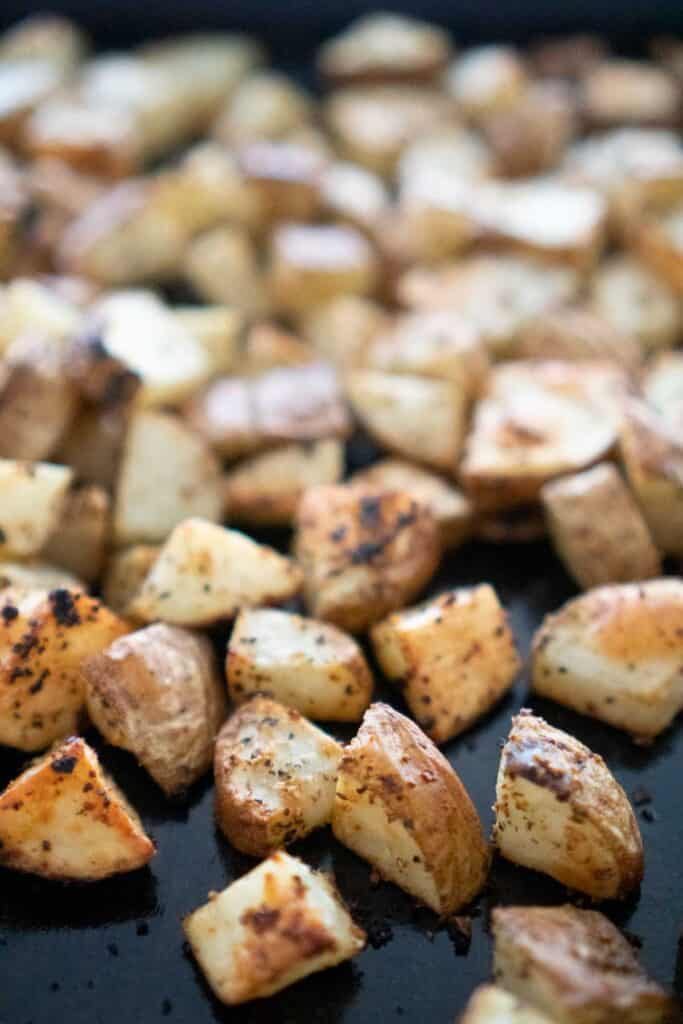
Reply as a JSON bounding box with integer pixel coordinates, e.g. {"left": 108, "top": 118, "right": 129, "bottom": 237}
{"left": 57, "top": 404, "right": 127, "bottom": 490}
{"left": 0, "top": 459, "right": 72, "bottom": 558}
{"left": 227, "top": 609, "right": 373, "bottom": 721}
{"left": 303, "top": 294, "right": 389, "bottom": 367}
{"left": 446, "top": 46, "right": 527, "bottom": 120}
{"left": 397, "top": 172, "right": 480, "bottom": 264}
{"left": 173, "top": 141, "right": 265, "bottom": 232}
{"left": 516, "top": 306, "right": 642, "bottom": 369}
{"left": 183, "top": 225, "right": 271, "bottom": 319}
{"left": 482, "top": 81, "right": 576, "bottom": 178}
{"left": 237, "top": 140, "right": 326, "bottom": 224}
{"left": 224, "top": 440, "right": 343, "bottom": 527}
{"left": 642, "top": 351, "right": 683, "bottom": 433}
{"left": 346, "top": 370, "right": 465, "bottom": 472}
{"left": 42, "top": 484, "right": 111, "bottom": 583}
{"left": 183, "top": 851, "right": 365, "bottom": 1004}
{"left": 0, "top": 13, "right": 87, "bottom": 69}
{"left": 129, "top": 518, "right": 303, "bottom": 627}
{"left": 475, "top": 505, "right": 547, "bottom": 544}
{"left": 0, "top": 59, "right": 64, "bottom": 148}
{"left": 635, "top": 200, "right": 683, "bottom": 295}
{"left": 102, "top": 545, "right": 160, "bottom": 615}
{"left": 581, "top": 59, "right": 680, "bottom": 129}
{"left": 214, "top": 696, "right": 342, "bottom": 855}
{"left": 333, "top": 703, "right": 490, "bottom": 912}
{"left": 459, "top": 985, "right": 556, "bottom": 1024}
{"left": 113, "top": 410, "right": 223, "bottom": 545}
{"left": 0, "top": 277, "right": 82, "bottom": 354}
{"left": 237, "top": 322, "right": 315, "bottom": 375}
{"left": 493, "top": 904, "right": 674, "bottom": 1024}
{"left": 294, "top": 485, "right": 441, "bottom": 633}
{"left": 0, "top": 560, "right": 84, "bottom": 594}
{"left": 320, "top": 161, "right": 389, "bottom": 235}
{"left": 531, "top": 34, "right": 606, "bottom": 79}
{"left": 0, "top": 588, "right": 130, "bottom": 750}
{"left": 590, "top": 256, "right": 681, "bottom": 351}
{"left": 173, "top": 306, "right": 242, "bottom": 376}
{"left": 532, "top": 578, "right": 683, "bottom": 740}
{"left": 84, "top": 623, "right": 227, "bottom": 796}
{"left": 493, "top": 710, "right": 643, "bottom": 899}
{"left": 214, "top": 71, "right": 312, "bottom": 145}
{"left": 398, "top": 130, "right": 493, "bottom": 190}
{"left": 0, "top": 736, "right": 155, "bottom": 880}
{"left": 351, "top": 458, "right": 472, "bottom": 549}
{"left": 371, "top": 585, "right": 520, "bottom": 743}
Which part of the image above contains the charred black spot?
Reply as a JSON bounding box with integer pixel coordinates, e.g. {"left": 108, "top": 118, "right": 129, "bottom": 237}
{"left": 49, "top": 590, "right": 81, "bottom": 628}
{"left": 1, "top": 605, "right": 18, "bottom": 624}
{"left": 359, "top": 495, "right": 382, "bottom": 529}
{"left": 51, "top": 755, "right": 77, "bottom": 774}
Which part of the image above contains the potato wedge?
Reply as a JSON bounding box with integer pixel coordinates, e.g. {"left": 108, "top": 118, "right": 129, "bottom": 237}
{"left": 0, "top": 277, "right": 82, "bottom": 354}
{"left": 294, "top": 485, "right": 441, "bottom": 633}
{"left": 227, "top": 609, "right": 372, "bottom": 721}
{"left": 492, "top": 904, "right": 674, "bottom": 1024}
{"left": 532, "top": 579, "right": 683, "bottom": 740}
{"left": 113, "top": 410, "right": 223, "bottom": 545}
{"left": 590, "top": 256, "right": 681, "bottom": 352}
{"left": 371, "top": 585, "right": 520, "bottom": 743}
{"left": 481, "top": 81, "right": 576, "bottom": 179}
{"left": 333, "top": 703, "right": 490, "bottom": 913}
{"left": 516, "top": 306, "right": 642, "bottom": 370}
{"left": 214, "top": 696, "right": 342, "bottom": 855}
{"left": 459, "top": 985, "right": 555, "bottom": 1024}
{"left": 447, "top": 45, "right": 526, "bottom": 120}
{"left": 0, "top": 736, "right": 154, "bottom": 880}
{"left": 493, "top": 710, "right": 643, "bottom": 899}
{"left": 0, "top": 459, "right": 72, "bottom": 558}
{"left": 42, "top": 484, "right": 111, "bottom": 583}
{"left": 129, "top": 518, "right": 303, "bottom": 627}
{"left": 224, "top": 440, "right": 343, "bottom": 527}
{"left": 84, "top": 623, "right": 227, "bottom": 796}
{"left": 183, "top": 851, "right": 365, "bottom": 1004}
{"left": 541, "top": 464, "right": 660, "bottom": 589}
{"left": 102, "top": 545, "right": 160, "bottom": 616}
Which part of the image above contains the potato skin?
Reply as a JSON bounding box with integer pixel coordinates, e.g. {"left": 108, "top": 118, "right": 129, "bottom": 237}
{"left": 84, "top": 624, "right": 227, "bottom": 796}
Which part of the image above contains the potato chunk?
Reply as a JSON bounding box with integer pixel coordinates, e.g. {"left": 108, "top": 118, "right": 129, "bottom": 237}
{"left": 102, "top": 545, "right": 159, "bottom": 616}
{"left": 227, "top": 609, "right": 372, "bottom": 721}
{"left": 493, "top": 711, "right": 643, "bottom": 899}
{"left": 294, "top": 485, "right": 441, "bottom": 633}
{"left": 183, "top": 225, "right": 271, "bottom": 318}
{"left": 0, "top": 736, "right": 155, "bottom": 881}
{"left": 532, "top": 579, "right": 683, "bottom": 740}
{"left": 130, "top": 518, "right": 303, "bottom": 627}
{"left": 493, "top": 904, "right": 674, "bottom": 1024}
{"left": 84, "top": 624, "right": 227, "bottom": 796}
{"left": 183, "top": 851, "right": 365, "bottom": 1004}
{"left": 42, "top": 483, "right": 111, "bottom": 583}
{"left": 372, "top": 585, "right": 520, "bottom": 743}
{"left": 642, "top": 351, "right": 683, "bottom": 433}
{"left": 173, "top": 305, "right": 241, "bottom": 376}
{"left": 333, "top": 703, "right": 490, "bottom": 913}
{"left": 516, "top": 306, "right": 642, "bottom": 370}
{"left": 0, "top": 459, "right": 72, "bottom": 558}
{"left": 635, "top": 200, "right": 683, "bottom": 295}
{"left": 214, "top": 71, "right": 312, "bottom": 146}
{"left": 447, "top": 45, "right": 526, "bottom": 120}
{"left": 581, "top": 59, "right": 680, "bottom": 129}
{"left": 214, "top": 697, "right": 342, "bottom": 855}
{"left": 0, "top": 560, "right": 84, "bottom": 594}
{"left": 459, "top": 985, "right": 555, "bottom": 1024}
{"left": 590, "top": 257, "right": 681, "bottom": 352}
{"left": 541, "top": 464, "right": 660, "bottom": 589}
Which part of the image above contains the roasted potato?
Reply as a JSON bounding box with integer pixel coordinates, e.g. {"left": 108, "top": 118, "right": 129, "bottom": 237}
{"left": 57, "top": 403, "right": 128, "bottom": 490}
{"left": 0, "top": 13, "right": 87, "bottom": 69}
{"left": 492, "top": 904, "right": 675, "bottom": 1024}
{"left": 642, "top": 351, "right": 683, "bottom": 434}
{"left": 581, "top": 59, "right": 680, "bottom": 129}
{"left": 129, "top": 517, "right": 303, "bottom": 627}
{"left": 459, "top": 985, "right": 556, "bottom": 1024}
{"left": 303, "top": 294, "right": 389, "bottom": 367}
{"left": 481, "top": 81, "right": 576, "bottom": 178}
{"left": 214, "top": 696, "right": 342, "bottom": 855}
{"left": 183, "top": 225, "right": 271, "bottom": 318}
{"left": 590, "top": 256, "right": 681, "bottom": 352}
{"left": 237, "top": 140, "right": 325, "bottom": 224}
{"left": 42, "top": 483, "right": 111, "bottom": 583}
{"left": 371, "top": 585, "right": 520, "bottom": 743}
{"left": 446, "top": 45, "right": 527, "bottom": 120}
{"left": 102, "top": 544, "right": 160, "bottom": 616}
{"left": 214, "top": 70, "right": 312, "bottom": 146}
{"left": 0, "top": 277, "right": 82, "bottom": 353}
{"left": 515, "top": 305, "right": 642, "bottom": 369}
{"left": 333, "top": 703, "right": 490, "bottom": 913}
{"left": 173, "top": 305, "right": 242, "bottom": 376}
{"left": 493, "top": 710, "right": 643, "bottom": 899}
{"left": 294, "top": 485, "right": 441, "bottom": 633}
{"left": 236, "top": 322, "right": 314, "bottom": 375}
{"left": 0, "top": 736, "right": 155, "bottom": 880}
{"left": 84, "top": 623, "right": 227, "bottom": 796}
{"left": 320, "top": 161, "right": 389, "bottom": 235}
{"left": 227, "top": 609, "right": 373, "bottom": 721}
{"left": 183, "top": 851, "right": 365, "bottom": 1004}
{"left": 0, "top": 458, "right": 72, "bottom": 558}
{"left": 532, "top": 578, "right": 683, "bottom": 740}
{"left": 635, "top": 199, "right": 683, "bottom": 295}
{"left": 0, "top": 560, "right": 84, "bottom": 594}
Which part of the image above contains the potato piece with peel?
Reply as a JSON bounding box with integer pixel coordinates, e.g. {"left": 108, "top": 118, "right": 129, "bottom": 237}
{"left": 516, "top": 306, "right": 642, "bottom": 370}
{"left": 173, "top": 306, "right": 242, "bottom": 376}
{"left": 294, "top": 485, "right": 441, "bottom": 633}
{"left": 42, "top": 484, "right": 111, "bottom": 583}
{"left": 532, "top": 579, "right": 683, "bottom": 740}
{"left": 320, "top": 161, "right": 389, "bottom": 235}
{"left": 183, "top": 851, "right": 365, "bottom": 1004}
{"left": 447, "top": 46, "right": 526, "bottom": 120}
{"left": 493, "top": 711, "right": 643, "bottom": 899}
{"left": 0, "top": 338, "right": 76, "bottom": 462}
{"left": 459, "top": 985, "right": 556, "bottom": 1024}
{"left": 541, "top": 464, "right": 660, "bottom": 590}
{"left": 581, "top": 59, "right": 680, "bottom": 129}
{"left": 371, "top": 585, "right": 520, "bottom": 743}
{"left": 227, "top": 609, "right": 372, "bottom": 721}
{"left": 237, "top": 140, "right": 326, "bottom": 224}
{"left": 346, "top": 370, "right": 465, "bottom": 473}
{"left": 113, "top": 410, "right": 223, "bottom": 545}
{"left": 635, "top": 200, "right": 683, "bottom": 295}
{"left": 492, "top": 904, "right": 675, "bottom": 1024}
{"left": 57, "top": 404, "right": 127, "bottom": 491}
{"left": 224, "top": 441, "right": 343, "bottom": 527}
{"left": 0, "top": 560, "right": 84, "bottom": 594}
{"left": 102, "top": 545, "right": 159, "bottom": 616}
{"left": 590, "top": 257, "right": 681, "bottom": 352}
{"left": 0, "top": 736, "right": 154, "bottom": 880}
{"left": 237, "top": 322, "right": 314, "bottom": 375}
{"left": 333, "top": 703, "right": 490, "bottom": 913}
{"left": 129, "top": 518, "right": 303, "bottom": 627}
{"left": 214, "top": 697, "right": 342, "bottom": 855}
{"left": 0, "top": 459, "right": 72, "bottom": 558}
{"left": 351, "top": 459, "right": 472, "bottom": 549}
{"left": 84, "top": 624, "right": 227, "bottom": 796}
{"left": 481, "top": 81, "right": 576, "bottom": 179}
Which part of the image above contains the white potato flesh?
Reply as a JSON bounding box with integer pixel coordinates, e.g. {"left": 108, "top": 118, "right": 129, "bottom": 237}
{"left": 102, "top": 544, "right": 160, "bottom": 615}
{"left": 183, "top": 225, "right": 271, "bottom": 318}
{"left": 590, "top": 257, "right": 681, "bottom": 352}
{"left": 494, "top": 711, "right": 643, "bottom": 899}
{"left": 227, "top": 609, "right": 373, "bottom": 721}
{"left": 533, "top": 579, "right": 683, "bottom": 739}
{"left": 214, "top": 696, "right": 342, "bottom": 856}
{"left": 183, "top": 851, "right": 365, "bottom": 1005}
{"left": 0, "top": 459, "right": 72, "bottom": 558}
{"left": 129, "top": 518, "right": 303, "bottom": 626}
{"left": 459, "top": 985, "right": 556, "bottom": 1024}
{"left": 173, "top": 305, "right": 242, "bottom": 375}
{"left": 303, "top": 294, "right": 389, "bottom": 367}
{"left": 515, "top": 306, "right": 642, "bottom": 369}
{"left": 643, "top": 351, "right": 683, "bottom": 433}
{"left": 321, "top": 161, "right": 389, "bottom": 233}
{"left": 0, "top": 736, "right": 155, "bottom": 880}
{"left": 0, "top": 560, "right": 84, "bottom": 594}
{"left": 371, "top": 585, "right": 520, "bottom": 743}
{"left": 215, "top": 70, "right": 312, "bottom": 145}
{"left": 0, "top": 277, "right": 81, "bottom": 352}
{"left": 446, "top": 45, "right": 526, "bottom": 119}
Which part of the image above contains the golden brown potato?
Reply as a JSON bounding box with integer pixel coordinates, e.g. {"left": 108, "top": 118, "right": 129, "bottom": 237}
{"left": 642, "top": 351, "right": 683, "bottom": 433}
{"left": 0, "top": 150, "right": 28, "bottom": 277}
{"left": 236, "top": 322, "right": 315, "bottom": 375}
{"left": 532, "top": 578, "right": 683, "bottom": 740}
{"left": 590, "top": 256, "right": 681, "bottom": 352}
{"left": 237, "top": 140, "right": 326, "bottom": 224}
{"left": 493, "top": 710, "right": 643, "bottom": 899}
{"left": 515, "top": 305, "right": 642, "bottom": 369}
{"left": 183, "top": 225, "right": 271, "bottom": 318}
{"left": 129, "top": 517, "right": 303, "bottom": 627}
{"left": 84, "top": 623, "right": 227, "bottom": 796}
{"left": 634, "top": 200, "right": 683, "bottom": 295}
{"left": 42, "top": 483, "right": 111, "bottom": 583}
{"left": 333, "top": 703, "right": 490, "bottom": 913}
{"left": 581, "top": 59, "right": 680, "bottom": 129}
{"left": 102, "top": 545, "right": 160, "bottom": 616}
{"left": 303, "top": 294, "right": 389, "bottom": 367}
{"left": 173, "top": 305, "right": 242, "bottom": 377}
{"left": 214, "top": 696, "right": 342, "bottom": 855}
{"left": 0, "top": 458, "right": 73, "bottom": 558}
{"left": 0, "top": 736, "right": 155, "bottom": 881}
{"left": 371, "top": 585, "right": 520, "bottom": 743}
{"left": 0, "top": 59, "right": 65, "bottom": 148}
{"left": 294, "top": 484, "right": 441, "bottom": 633}
{"left": 398, "top": 130, "right": 494, "bottom": 190}
{"left": 531, "top": 34, "right": 606, "bottom": 79}
{"left": 227, "top": 609, "right": 373, "bottom": 721}
{"left": 481, "top": 81, "right": 576, "bottom": 178}
{"left": 183, "top": 851, "right": 365, "bottom": 1005}
{"left": 320, "top": 161, "right": 389, "bottom": 236}
{"left": 214, "top": 70, "right": 312, "bottom": 146}
{"left": 446, "top": 46, "right": 526, "bottom": 121}
{"left": 492, "top": 904, "right": 675, "bottom": 1024}
{"left": 459, "top": 985, "right": 556, "bottom": 1024}
{"left": 394, "top": 167, "right": 479, "bottom": 264}
{"left": 0, "top": 588, "right": 131, "bottom": 751}
{"left": 224, "top": 440, "right": 344, "bottom": 527}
